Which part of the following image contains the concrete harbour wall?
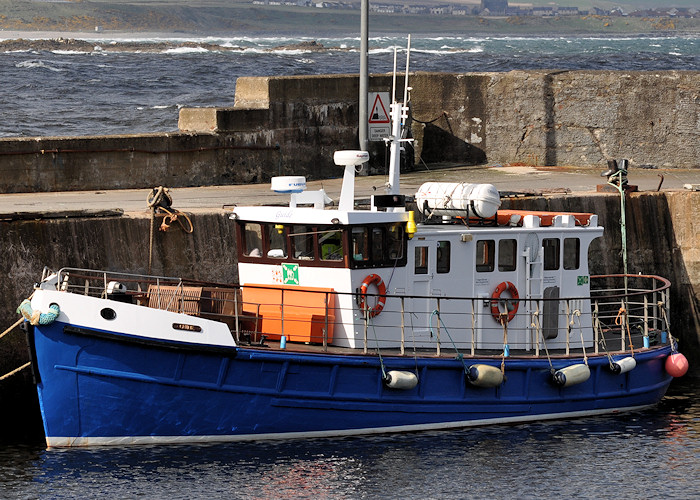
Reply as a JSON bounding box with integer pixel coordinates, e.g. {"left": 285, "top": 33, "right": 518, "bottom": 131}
{"left": 1, "top": 71, "right": 698, "bottom": 194}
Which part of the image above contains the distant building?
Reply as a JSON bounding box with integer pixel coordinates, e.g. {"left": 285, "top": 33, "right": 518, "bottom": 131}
{"left": 480, "top": 0, "right": 507, "bottom": 16}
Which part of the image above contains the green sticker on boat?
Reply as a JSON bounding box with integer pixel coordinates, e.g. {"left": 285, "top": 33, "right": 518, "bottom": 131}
{"left": 577, "top": 276, "right": 589, "bottom": 285}
{"left": 283, "top": 264, "right": 299, "bottom": 285}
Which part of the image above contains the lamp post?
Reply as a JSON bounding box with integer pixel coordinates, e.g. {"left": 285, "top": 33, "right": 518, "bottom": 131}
{"left": 359, "top": 0, "right": 369, "bottom": 153}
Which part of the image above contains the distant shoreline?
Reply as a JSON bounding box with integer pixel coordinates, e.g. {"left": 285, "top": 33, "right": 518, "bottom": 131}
{"left": 1, "top": 29, "right": 698, "bottom": 48}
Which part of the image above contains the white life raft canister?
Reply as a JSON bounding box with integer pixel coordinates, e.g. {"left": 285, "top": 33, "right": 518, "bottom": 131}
{"left": 415, "top": 182, "right": 501, "bottom": 219}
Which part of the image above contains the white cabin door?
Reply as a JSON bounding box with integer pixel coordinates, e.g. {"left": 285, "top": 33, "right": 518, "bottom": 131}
{"left": 409, "top": 243, "right": 436, "bottom": 345}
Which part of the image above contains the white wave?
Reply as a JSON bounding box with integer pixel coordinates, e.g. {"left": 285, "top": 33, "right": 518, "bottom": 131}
{"left": 51, "top": 50, "right": 90, "bottom": 55}
{"left": 163, "top": 46, "right": 210, "bottom": 54}
{"left": 151, "top": 105, "right": 172, "bottom": 109}
{"left": 15, "top": 60, "right": 64, "bottom": 72}
{"left": 267, "top": 49, "right": 308, "bottom": 55}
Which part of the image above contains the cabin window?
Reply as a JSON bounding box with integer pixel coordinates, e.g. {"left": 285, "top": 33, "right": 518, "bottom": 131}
{"left": 437, "top": 241, "right": 451, "bottom": 274}
{"left": 387, "top": 223, "right": 405, "bottom": 260}
{"left": 318, "top": 228, "right": 344, "bottom": 261}
{"left": 476, "top": 240, "right": 495, "bottom": 272}
{"left": 498, "top": 239, "right": 517, "bottom": 272}
{"left": 371, "top": 227, "right": 384, "bottom": 262}
{"left": 415, "top": 246, "right": 429, "bottom": 274}
{"left": 243, "top": 223, "right": 263, "bottom": 257}
{"left": 291, "top": 225, "right": 314, "bottom": 260}
{"left": 564, "top": 238, "right": 580, "bottom": 270}
{"left": 543, "top": 238, "right": 560, "bottom": 270}
{"left": 351, "top": 227, "right": 370, "bottom": 262}
{"left": 267, "top": 224, "right": 287, "bottom": 259}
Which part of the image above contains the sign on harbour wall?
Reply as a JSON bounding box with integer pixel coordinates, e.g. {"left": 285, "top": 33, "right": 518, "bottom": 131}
{"left": 368, "top": 92, "right": 390, "bottom": 142}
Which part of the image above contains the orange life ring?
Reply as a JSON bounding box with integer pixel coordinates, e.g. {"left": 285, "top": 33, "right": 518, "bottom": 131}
{"left": 359, "top": 274, "right": 387, "bottom": 318}
{"left": 490, "top": 281, "right": 519, "bottom": 323}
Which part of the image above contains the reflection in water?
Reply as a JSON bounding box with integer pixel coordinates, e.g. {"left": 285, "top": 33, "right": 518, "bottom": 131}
{"left": 0, "top": 377, "right": 697, "bottom": 499}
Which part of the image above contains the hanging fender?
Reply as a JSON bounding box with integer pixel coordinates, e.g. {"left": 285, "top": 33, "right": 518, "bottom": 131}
{"left": 359, "top": 274, "right": 386, "bottom": 318}
{"left": 490, "top": 281, "right": 519, "bottom": 323}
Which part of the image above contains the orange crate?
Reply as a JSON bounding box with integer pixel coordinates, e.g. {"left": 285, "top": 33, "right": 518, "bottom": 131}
{"left": 242, "top": 284, "right": 336, "bottom": 343}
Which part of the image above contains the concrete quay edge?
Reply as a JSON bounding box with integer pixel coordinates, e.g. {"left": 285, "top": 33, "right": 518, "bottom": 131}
{"left": 0, "top": 165, "right": 697, "bottom": 217}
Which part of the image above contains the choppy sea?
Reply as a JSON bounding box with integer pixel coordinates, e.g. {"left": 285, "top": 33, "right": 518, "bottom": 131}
{"left": 0, "top": 33, "right": 698, "bottom": 138}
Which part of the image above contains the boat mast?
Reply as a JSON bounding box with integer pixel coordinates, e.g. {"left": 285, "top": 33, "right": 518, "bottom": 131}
{"left": 386, "top": 36, "right": 411, "bottom": 198}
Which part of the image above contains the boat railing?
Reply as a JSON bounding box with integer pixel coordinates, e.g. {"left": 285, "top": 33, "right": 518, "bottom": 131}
{"left": 49, "top": 269, "right": 671, "bottom": 357}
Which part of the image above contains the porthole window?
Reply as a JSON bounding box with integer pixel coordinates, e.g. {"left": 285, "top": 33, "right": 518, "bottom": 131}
{"left": 100, "top": 308, "right": 116, "bottom": 320}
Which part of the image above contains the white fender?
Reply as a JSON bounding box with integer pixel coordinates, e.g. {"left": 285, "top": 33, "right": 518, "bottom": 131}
{"left": 384, "top": 370, "right": 418, "bottom": 390}
{"left": 553, "top": 364, "right": 591, "bottom": 387}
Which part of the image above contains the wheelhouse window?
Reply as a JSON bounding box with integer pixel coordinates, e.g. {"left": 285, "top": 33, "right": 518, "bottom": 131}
{"left": 543, "top": 238, "right": 560, "bottom": 270}
{"left": 415, "top": 246, "right": 429, "bottom": 274}
{"left": 437, "top": 241, "right": 451, "bottom": 274}
{"left": 563, "top": 238, "right": 580, "bottom": 270}
{"left": 387, "top": 223, "right": 405, "bottom": 261}
{"left": 243, "top": 223, "right": 263, "bottom": 257}
{"left": 318, "top": 228, "right": 344, "bottom": 261}
{"left": 291, "top": 225, "right": 314, "bottom": 260}
{"left": 267, "top": 224, "right": 287, "bottom": 259}
{"left": 237, "top": 221, "right": 407, "bottom": 269}
{"left": 371, "top": 227, "right": 384, "bottom": 262}
{"left": 476, "top": 240, "right": 495, "bottom": 272}
{"left": 351, "top": 227, "right": 370, "bottom": 262}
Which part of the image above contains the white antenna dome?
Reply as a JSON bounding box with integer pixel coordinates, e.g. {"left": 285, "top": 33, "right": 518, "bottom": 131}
{"left": 333, "top": 150, "right": 369, "bottom": 167}
{"left": 271, "top": 176, "right": 306, "bottom": 194}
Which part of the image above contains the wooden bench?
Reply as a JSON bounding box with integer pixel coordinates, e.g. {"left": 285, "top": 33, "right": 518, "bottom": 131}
{"left": 147, "top": 285, "right": 242, "bottom": 320}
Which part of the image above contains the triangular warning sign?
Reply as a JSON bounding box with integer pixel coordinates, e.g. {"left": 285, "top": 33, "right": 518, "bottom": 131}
{"left": 369, "top": 94, "right": 390, "bottom": 123}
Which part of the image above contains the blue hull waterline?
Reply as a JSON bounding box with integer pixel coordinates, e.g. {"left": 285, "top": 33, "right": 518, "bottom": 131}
{"left": 29, "top": 319, "right": 673, "bottom": 447}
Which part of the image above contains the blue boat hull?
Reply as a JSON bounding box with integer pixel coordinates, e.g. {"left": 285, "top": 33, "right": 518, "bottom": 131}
{"left": 30, "top": 321, "right": 673, "bottom": 447}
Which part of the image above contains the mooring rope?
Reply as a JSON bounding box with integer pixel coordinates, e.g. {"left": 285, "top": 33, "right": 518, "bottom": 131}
{"left": 571, "top": 308, "right": 588, "bottom": 366}
{"left": 533, "top": 309, "right": 555, "bottom": 372}
{"left": 0, "top": 318, "right": 23, "bottom": 341}
{"left": 0, "top": 362, "right": 30, "bottom": 381}
{"left": 147, "top": 186, "right": 194, "bottom": 273}
{"left": 0, "top": 318, "right": 31, "bottom": 381}
{"left": 615, "top": 305, "right": 635, "bottom": 356}
{"left": 658, "top": 301, "right": 678, "bottom": 353}
{"left": 500, "top": 313, "right": 509, "bottom": 374}
{"left": 430, "top": 310, "right": 469, "bottom": 375}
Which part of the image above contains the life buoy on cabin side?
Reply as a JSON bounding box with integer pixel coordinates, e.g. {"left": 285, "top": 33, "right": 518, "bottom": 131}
{"left": 490, "top": 281, "right": 519, "bottom": 323}
{"left": 359, "top": 274, "right": 386, "bottom": 318}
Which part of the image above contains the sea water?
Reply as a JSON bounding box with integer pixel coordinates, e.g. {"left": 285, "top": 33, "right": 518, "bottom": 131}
{"left": 0, "top": 377, "right": 697, "bottom": 498}
{"left": 0, "top": 34, "right": 698, "bottom": 138}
